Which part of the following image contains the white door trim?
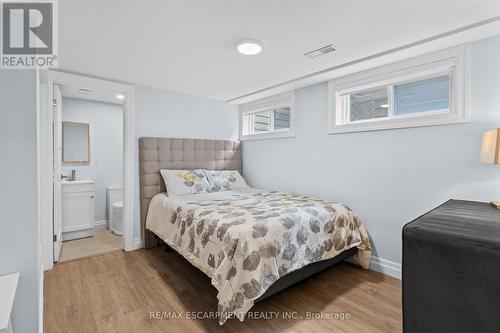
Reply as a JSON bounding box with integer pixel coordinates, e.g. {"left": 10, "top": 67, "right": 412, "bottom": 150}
{"left": 52, "top": 83, "right": 63, "bottom": 262}
{"left": 39, "top": 70, "right": 136, "bottom": 271}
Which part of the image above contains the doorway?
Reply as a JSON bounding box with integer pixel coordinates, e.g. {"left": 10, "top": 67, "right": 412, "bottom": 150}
{"left": 55, "top": 86, "right": 124, "bottom": 261}
{"left": 40, "top": 71, "right": 136, "bottom": 270}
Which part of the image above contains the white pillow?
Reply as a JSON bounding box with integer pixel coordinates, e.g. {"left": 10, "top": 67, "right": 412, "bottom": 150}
{"left": 160, "top": 169, "right": 212, "bottom": 196}
{"left": 203, "top": 170, "right": 249, "bottom": 192}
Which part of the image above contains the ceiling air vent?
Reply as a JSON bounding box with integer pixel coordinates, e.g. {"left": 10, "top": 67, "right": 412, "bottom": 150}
{"left": 304, "top": 44, "right": 337, "bottom": 58}
{"left": 78, "top": 88, "right": 92, "bottom": 95}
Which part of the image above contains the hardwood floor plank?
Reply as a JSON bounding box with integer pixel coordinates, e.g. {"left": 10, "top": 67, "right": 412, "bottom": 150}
{"left": 59, "top": 229, "right": 122, "bottom": 262}
{"left": 44, "top": 248, "right": 402, "bottom": 333}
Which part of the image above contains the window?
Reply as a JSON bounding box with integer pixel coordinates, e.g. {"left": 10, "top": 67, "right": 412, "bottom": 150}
{"left": 329, "top": 45, "right": 470, "bottom": 134}
{"left": 349, "top": 87, "right": 388, "bottom": 122}
{"left": 245, "top": 108, "right": 291, "bottom": 133}
{"left": 240, "top": 92, "right": 295, "bottom": 140}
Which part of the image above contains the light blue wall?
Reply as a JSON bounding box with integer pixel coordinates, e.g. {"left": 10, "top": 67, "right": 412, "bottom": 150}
{"left": 242, "top": 36, "right": 500, "bottom": 265}
{"left": 0, "top": 75, "right": 237, "bottom": 332}
{"left": 0, "top": 70, "right": 39, "bottom": 333}
{"left": 133, "top": 85, "right": 239, "bottom": 238}
{"left": 62, "top": 97, "right": 123, "bottom": 222}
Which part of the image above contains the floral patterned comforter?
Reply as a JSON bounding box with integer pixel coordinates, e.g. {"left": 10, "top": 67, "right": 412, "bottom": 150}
{"left": 146, "top": 189, "right": 371, "bottom": 324}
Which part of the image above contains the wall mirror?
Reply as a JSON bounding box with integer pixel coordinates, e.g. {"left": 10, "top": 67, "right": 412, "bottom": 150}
{"left": 62, "top": 121, "right": 91, "bottom": 164}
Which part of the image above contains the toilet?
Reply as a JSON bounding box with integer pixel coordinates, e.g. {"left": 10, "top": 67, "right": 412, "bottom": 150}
{"left": 111, "top": 201, "right": 123, "bottom": 235}
{"left": 106, "top": 186, "right": 123, "bottom": 235}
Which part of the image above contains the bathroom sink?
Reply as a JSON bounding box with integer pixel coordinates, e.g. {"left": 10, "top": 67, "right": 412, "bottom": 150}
{"left": 62, "top": 180, "right": 95, "bottom": 185}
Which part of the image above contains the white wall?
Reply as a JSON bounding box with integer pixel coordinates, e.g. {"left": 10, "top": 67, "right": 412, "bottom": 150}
{"left": 242, "top": 36, "right": 500, "bottom": 269}
{"left": 133, "top": 85, "right": 239, "bottom": 238}
{"left": 0, "top": 70, "right": 39, "bottom": 333}
{"left": 62, "top": 97, "right": 123, "bottom": 222}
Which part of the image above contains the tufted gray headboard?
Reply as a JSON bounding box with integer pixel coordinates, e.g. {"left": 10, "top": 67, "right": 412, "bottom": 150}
{"left": 139, "top": 137, "right": 242, "bottom": 248}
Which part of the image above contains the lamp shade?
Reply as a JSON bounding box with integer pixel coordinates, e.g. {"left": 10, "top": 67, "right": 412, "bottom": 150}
{"left": 480, "top": 129, "right": 500, "bottom": 164}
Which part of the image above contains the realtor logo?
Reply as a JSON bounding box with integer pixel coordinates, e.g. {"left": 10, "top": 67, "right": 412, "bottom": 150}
{"left": 1, "top": 0, "right": 58, "bottom": 68}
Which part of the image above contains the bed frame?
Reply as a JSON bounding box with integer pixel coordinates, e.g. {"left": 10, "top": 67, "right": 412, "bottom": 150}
{"left": 139, "top": 137, "right": 242, "bottom": 248}
{"left": 139, "top": 137, "right": 357, "bottom": 301}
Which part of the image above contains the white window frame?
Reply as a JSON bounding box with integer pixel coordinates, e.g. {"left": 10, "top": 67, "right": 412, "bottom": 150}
{"left": 328, "top": 45, "right": 470, "bottom": 134}
{"left": 239, "top": 91, "right": 295, "bottom": 140}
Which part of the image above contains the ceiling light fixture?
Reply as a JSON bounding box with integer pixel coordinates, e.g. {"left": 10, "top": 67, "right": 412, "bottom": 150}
{"left": 235, "top": 38, "right": 263, "bottom": 55}
{"left": 380, "top": 104, "right": 389, "bottom": 108}
{"left": 116, "top": 94, "right": 125, "bottom": 100}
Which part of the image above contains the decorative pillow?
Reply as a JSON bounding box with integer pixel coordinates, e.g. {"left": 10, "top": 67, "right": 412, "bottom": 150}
{"left": 203, "top": 170, "right": 249, "bottom": 192}
{"left": 160, "top": 169, "right": 212, "bottom": 196}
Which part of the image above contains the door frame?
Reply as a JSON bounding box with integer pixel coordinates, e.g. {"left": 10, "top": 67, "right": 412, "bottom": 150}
{"left": 52, "top": 83, "right": 63, "bottom": 262}
{"left": 39, "top": 70, "right": 136, "bottom": 271}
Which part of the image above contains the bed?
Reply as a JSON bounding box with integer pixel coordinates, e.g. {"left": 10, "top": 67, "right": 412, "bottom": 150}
{"left": 139, "top": 138, "right": 371, "bottom": 324}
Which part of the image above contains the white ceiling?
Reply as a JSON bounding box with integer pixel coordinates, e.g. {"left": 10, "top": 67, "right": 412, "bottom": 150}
{"left": 59, "top": 0, "right": 500, "bottom": 102}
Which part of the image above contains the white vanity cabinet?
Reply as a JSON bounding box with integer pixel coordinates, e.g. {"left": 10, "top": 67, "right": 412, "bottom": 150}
{"left": 62, "top": 180, "right": 95, "bottom": 241}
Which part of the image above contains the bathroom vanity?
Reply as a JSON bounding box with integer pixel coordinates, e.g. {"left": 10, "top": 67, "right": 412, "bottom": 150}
{"left": 62, "top": 180, "right": 96, "bottom": 241}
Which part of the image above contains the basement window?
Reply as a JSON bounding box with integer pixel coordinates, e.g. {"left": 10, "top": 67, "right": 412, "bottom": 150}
{"left": 240, "top": 92, "right": 295, "bottom": 140}
{"left": 328, "top": 45, "right": 470, "bottom": 134}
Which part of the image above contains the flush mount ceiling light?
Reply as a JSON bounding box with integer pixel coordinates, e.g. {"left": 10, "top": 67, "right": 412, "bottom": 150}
{"left": 235, "top": 38, "right": 263, "bottom": 55}
{"left": 116, "top": 93, "right": 125, "bottom": 100}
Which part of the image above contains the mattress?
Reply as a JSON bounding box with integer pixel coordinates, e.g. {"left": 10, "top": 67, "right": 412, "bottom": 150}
{"left": 146, "top": 188, "right": 371, "bottom": 324}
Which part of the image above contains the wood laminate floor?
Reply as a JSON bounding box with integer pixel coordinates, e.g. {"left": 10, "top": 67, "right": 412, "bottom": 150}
{"left": 44, "top": 247, "right": 402, "bottom": 333}
{"left": 59, "top": 229, "right": 122, "bottom": 262}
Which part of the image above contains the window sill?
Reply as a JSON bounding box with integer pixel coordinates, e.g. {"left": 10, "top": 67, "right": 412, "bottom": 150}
{"left": 240, "top": 130, "right": 295, "bottom": 141}
{"left": 328, "top": 112, "right": 469, "bottom": 134}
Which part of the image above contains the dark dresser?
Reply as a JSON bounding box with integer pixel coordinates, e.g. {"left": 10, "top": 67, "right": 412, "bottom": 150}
{"left": 403, "top": 200, "right": 500, "bottom": 333}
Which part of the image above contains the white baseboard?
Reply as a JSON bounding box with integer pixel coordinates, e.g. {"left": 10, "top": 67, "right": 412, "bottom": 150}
{"left": 62, "top": 223, "right": 93, "bottom": 233}
{"left": 132, "top": 237, "right": 143, "bottom": 250}
{"left": 94, "top": 219, "right": 107, "bottom": 229}
{"left": 369, "top": 255, "right": 401, "bottom": 279}
{"left": 62, "top": 224, "right": 94, "bottom": 241}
